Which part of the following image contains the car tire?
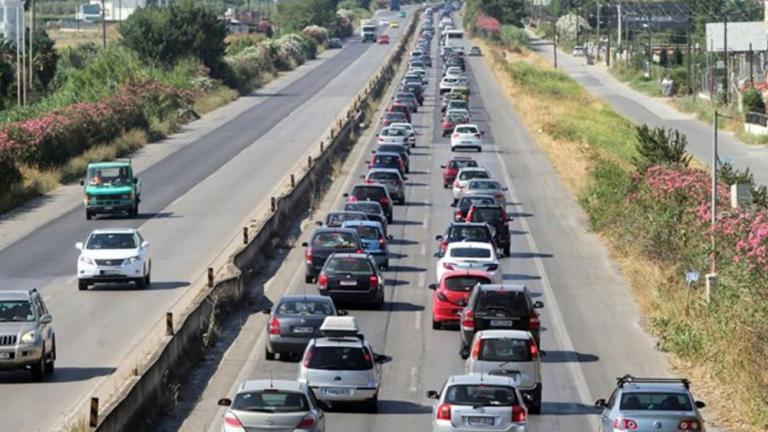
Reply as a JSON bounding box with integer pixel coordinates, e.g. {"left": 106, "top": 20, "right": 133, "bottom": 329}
{"left": 387, "top": 215, "right": 393, "bottom": 224}
{"left": 502, "top": 245, "right": 511, "bottom": 257}
{"left": 31, "top": 355, "right": 45, "bottom": 381}
{"left": 135, "top": 276, "right": 146, "bottom": 290}
{"left": 365, "top": 395, "right": 379, "bottom": 413}
{"left": 529, "top": 398, "right": 542, "bottom": 414}
{"left": 305, "top": 274, "right": 315, "bottom": 284}
{"left": 85, "top": 210, "right": 92, "bottom": 220}
{"left": 44, "top": 341, "right": 55, "bottom": 374}
{"left": 144, "top": 269, "right": 151, "bottom": 287}
{"left": 450, "top": 147, "right": 455, "bottom": 152}
{"left": 459, "top": 341, "right": 469, "bottom": 360}
{"left": 432, "top": 319, "right": 441, "bottom": 330}
{"left": 383, "top": 259, "right": 389, "bottom": 270}
{"left": 130, "top": 204, "right": 139, "bottom": 218}
{"left": 264, "top": 345, "right": 276, "bottom": 361}
{"left": 78, "top": 280, "right": 88, "bottom": 291}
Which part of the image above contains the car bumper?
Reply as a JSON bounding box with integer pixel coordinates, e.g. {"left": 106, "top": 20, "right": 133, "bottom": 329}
{"left": 451, "top": 141, "right": 481, "bottom": 150}
{"left": 78, "top": 262, "right": 144, "bottom": 281}
{"left": 267, "top": 335, "right": 313, "bottom": 355}
{"left": 86, "top": 203, "right": 134, "bottom": 213}
{"left": 432, "top": 299, "right": 463, "bottom": 323}
{"left": 320, "top": 288, "right": 381, "bottom": 304}
{"left": 309, "top": 386, "right": 378, "bottom": 403}
{"left": 0, "top": 344, "right": 43, "bottom": 369}
{"left": 433, "top": 420, "right": 527, "bottom": 432}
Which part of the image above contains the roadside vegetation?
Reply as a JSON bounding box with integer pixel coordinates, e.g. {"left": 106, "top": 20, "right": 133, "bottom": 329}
{"left": 476, "top": 36, "right": 768, "bottom": 431}
{"left": 0, "top": 0, "right": 373, "bottom": 214}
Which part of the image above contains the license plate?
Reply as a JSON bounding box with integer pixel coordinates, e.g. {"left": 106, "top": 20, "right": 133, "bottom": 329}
{"left": 321, "top": 387, "right": 353, "bottom": 397}
{"left": 293, "top": 326, "right": 314, "bottom": 334}
{"left": 340, "top": 280, "right": 358, "bottom": 286}
{"left": 0, "top": 353, "right": 11, "bottom": 359}
{"left": 490, "top": 319, "right": 514, "bottom": 327}
{"left": 103, "top": 206, "right": 113, "bottom": 211}
{"left": 100, "top": 270, "right": 120, "bottom": 275}
{"left": 465, "top": 416, "right": 494, "bottom": 426}
{"left": 462, "top": 141, "right": 472, "bottom": 144}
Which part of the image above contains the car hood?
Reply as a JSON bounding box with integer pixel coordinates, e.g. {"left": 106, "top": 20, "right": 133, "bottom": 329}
{"left": 82, "top": 249, "right": 141, "bottom": 259}
{"left": 0, "top": 321, "right": 37, "bottom": 337}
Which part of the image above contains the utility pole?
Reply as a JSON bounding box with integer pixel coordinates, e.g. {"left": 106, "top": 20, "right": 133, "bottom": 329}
{"left": 686, "top": 23, "right": 692, "bottom": 94}
{"left": 553, "top": 17, "right": 558, "bottom": 69}
{"left": 29, "top": 0, "right": 35, "bottom": 98}
{"left": 596, "top": 0, "right": 601, "bottom": 61}
{"left": 101, "top": 0, "right": 107, "bottom": 48}
{"left": 15, "top": 5, "right": 20, "bottom": 106}
{"left": 723, "top": 15, "right": 728, "bottom": 103}
{"left": 707, "top": 111, "right": 720, "bottom": 302}
{"left": 750, "top": 42, "right": 754, "bottom": 87}
{"left": 21, "top": 3, "right": 26, "bottom": 106}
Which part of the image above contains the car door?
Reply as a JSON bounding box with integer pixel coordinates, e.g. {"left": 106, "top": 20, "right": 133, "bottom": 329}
{"left": 600, "top": 389, "right": 618, "bottom": 432}
{"left": 33, "top": 296, "right": 52, "bottom": 353}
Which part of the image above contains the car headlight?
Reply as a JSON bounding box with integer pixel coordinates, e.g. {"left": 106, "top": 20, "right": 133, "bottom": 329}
{"left": 79, "top": 256, "right": 95, "bottom": 265}
{"left": 124, "top": 256, "right": 141, "bottom": 265}
{"left": 120, "top": 194, "right": 130, "bottom": 200}
{"left": 20, "top": 330, "right": 36, "bottom": 344}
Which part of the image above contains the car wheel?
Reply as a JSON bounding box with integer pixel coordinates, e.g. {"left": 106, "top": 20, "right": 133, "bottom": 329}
{"left": 365, "top": 394, "right": 379, "bottom": 413}
{"left": 85, "top": 210, "right": 92, "bottom": 220}
{"left": 30, "top": 355, "right": 45, "bottom": 381}
{"left": 144, "top": 269, "right": 151, "bottom": 287}
{"left": 387, "top": 216, "right": 393, "bottom": 224}
{"left": 135, "top": 276, "right": 146, "bottom": 290}
{"left": 44, "top": 341, "right": 55, "bottom": 374}
{"left": 383, "top": 259, "right": 389, "bottom": 270}
{"left": 78, "top": 280, "right": 88, "bottom": 291}
{"left": 265, "top": 345, "right": 276, "bottom": 361}
{"left": 502, "top": 245, "right": 511, "bottom": 257}
{"left": 476, "top": 147, "right": 482, "bottom": 152}
{"left": 450, "top": 147, "right": 455, "bottom": 152}
{"left": 432, "top": 319, "right": 441, "bottom": 330}
{"left": 529, "top": 391, "right": 542, "bottom": 414}
{"left": 305, "top": 274, "right": 315, "bottom": 284}
{"left": 459, "top": 341, "right": 469, "bottom": 360}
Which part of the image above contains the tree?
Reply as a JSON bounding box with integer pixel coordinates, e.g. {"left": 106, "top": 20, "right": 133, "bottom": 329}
{"left": 742, "top": 87, "right": 765, "bottom": 114}
{"left": 632, "top": 125, "right": 692, "bottom": 172}
{"left": 30, "top": 29, "right": 58, "bottom": 92}
{"left": 275, "top": 0, "right": 339, "bottom": 34}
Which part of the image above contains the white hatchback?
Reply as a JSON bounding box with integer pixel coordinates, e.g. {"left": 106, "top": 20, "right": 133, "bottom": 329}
{"left": 451, "top": 124, "right": 484, "bottom": 152}
{"left": 436, "top": 242, "right": 501, "bottom": 285}
{"left": 389, "top": 122, "right": 416, "bottom": 147}
{"left": 76, "top": 228, "right": 151, "bottom": 290}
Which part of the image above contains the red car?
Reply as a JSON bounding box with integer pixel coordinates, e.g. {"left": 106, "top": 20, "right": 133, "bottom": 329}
{"left": 387, "top": 103, "right": 411, "bottom": 123}
{"left": 377, "top": 35, "right": 390, "bottom": 44}
{"left": 441, "top": 113, "right": 470, "bottom": 137}
{"left": 381, "top": 111, "right": 408, "bottom": 126}
{"left": 429, "top": 270, "right": 493, "bottom": 329}
{"left": 441, "top": 157, "right": 478, "bottom": 188}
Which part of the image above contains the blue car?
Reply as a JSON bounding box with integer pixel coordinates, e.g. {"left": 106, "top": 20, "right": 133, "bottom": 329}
{"left": 342, "top": 220, "right": 392, "bottom": 269}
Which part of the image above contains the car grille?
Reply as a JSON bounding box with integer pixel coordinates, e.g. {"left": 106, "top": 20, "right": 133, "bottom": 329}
{"left": 0, "top": 335, "right": 17, "bottom": 346}
{"left": 90, "top": 194, "right": 127, "bottom": 205}
{"left": 96, "top": 259, "right": 123, "bottom": 266}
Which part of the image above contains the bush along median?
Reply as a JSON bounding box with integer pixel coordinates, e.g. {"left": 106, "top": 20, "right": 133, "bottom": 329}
{"left": 478, "top": 39, "right": 768, "bottom": 430}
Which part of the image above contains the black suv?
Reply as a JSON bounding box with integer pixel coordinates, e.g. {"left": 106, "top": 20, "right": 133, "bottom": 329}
{"left": 317, "top": 253, "right": 385, "bottom": 308}
{"left": 435, "top": 222, "right": 495, "bottom": 257}
{"left": 458, "top": 284, "right": 543, "bottom": 358}
{"left": 466, "top": 204, "right": 512, "bottom": 256}
{"left": 346, "top": 184, "right": 393, "bottom": 223}
{"left": 302, "top": 228, "right": 363, "bottom": 283}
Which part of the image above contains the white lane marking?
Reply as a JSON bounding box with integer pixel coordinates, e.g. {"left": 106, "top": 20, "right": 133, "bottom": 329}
{"left": 417, "top": 273, "right": 425, "bottom": 288}
{"left": 422, "top": 215, "right": 428, "bottom": 227}
{"left": 420, "top": 244, "right": 426, "bottom": 256}
{"left": 414, "top": 311, "right": 421, "bottom": 330}
{"left": 66, "top": 276, "right": 76, "bottom": 284}
{"left": 409, "top": 366, "right": 419, "bottom": 392}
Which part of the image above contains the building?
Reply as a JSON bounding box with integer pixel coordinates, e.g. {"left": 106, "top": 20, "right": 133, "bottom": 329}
{"left": 77, "top": 0, "right": 169, "bottom": 22}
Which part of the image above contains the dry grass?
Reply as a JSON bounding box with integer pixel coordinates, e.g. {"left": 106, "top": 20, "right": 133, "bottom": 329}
{"left": 48, "top": 23, "right": 121, "bottom": 49}
{"left": 194, "top": 87, "right": 239, "bottom": 115}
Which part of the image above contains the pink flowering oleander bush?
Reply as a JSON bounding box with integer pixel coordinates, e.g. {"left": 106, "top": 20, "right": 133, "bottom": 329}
{"left": 475, "top": 16, "right": 501, "bottom": 38}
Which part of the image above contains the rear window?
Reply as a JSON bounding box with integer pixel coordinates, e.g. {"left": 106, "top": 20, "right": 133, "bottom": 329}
{"left": 448, "top": 159, "right": 478, "bottom": 169}
{"left": 327, "top": 213, "right": 365, "bottom": 226}
{"left": 345, "top": 203, "right": 381, "bottom": 215}
{"left": 447, "top": 226, "right": 490, "bottom": 242}
{"left": 232, "top": 390, "right": 309, "bottom": 413}
{"left": 459, "top": 197, "right": 495, "bottom": 211}
{"left": 450, "top": 248, "right": 491, "bottom": 258}
{"left": 472, "top": 208, "right": 503, "bottom": 222}
{"left": 455, "top": 126, "right": 478, "bottom": 134}
{"left": 311, "top": 232, "right": 358, "bottom": 248}
{"left": 369, "top": 172, "right": 400, "bottom": 181}
{"left": 619, "top": 393, "right": 693, "bottom": 411}
{"left": 325, "top": 257, "right": 373, "bottom": 273}
{"left": 375, "top": 155, "right": 400, "bottom": 165}
{"left": 478, "top": 338, "right": 532, "bottom": 362}
{"left": 444, "top": 385, "right": 519, "bottom": 406}
{"left": 382, "top": 128, "right": 406, "bottom": 137}
{"left": 277, "top": 300, "right": 334, "bottom": 316}
{"left": 308, "top": 346, "right": 373, "bottom": 370}
{"left": 468, "top": 181, "right": 499, "bottom": 190}
{"left": 476, "top": 291, "right": 528, "bottom": 313}
{"left": 352, "top": 186, "right": 386, "bottom": 200}
{"left": 444, "top": 275, "right": 490, "bottom": 292}
{"left": 350, "top": 225, "right": 380, "bottom": 240}
{"left": 459, "top": 171, "right": 489, "bottom": 180}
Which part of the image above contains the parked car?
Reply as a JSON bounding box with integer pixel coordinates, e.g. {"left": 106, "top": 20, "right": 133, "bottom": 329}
{"left": 317, "top": 253, "right": 385, "bottom": 307}
{"left": 302, "top": 228, "right": 363, "bottom": 283}
{"left": 76, "top": 228, "right": 151, "bottom": 290}
{"left": 0, "top": 289, "right": 55, "bottom": 381}
{"left": 263, "top": 294, "right": 341, "bottom": 360}
{"left": 429, "top": 270, "right": 493, "bottom": 330}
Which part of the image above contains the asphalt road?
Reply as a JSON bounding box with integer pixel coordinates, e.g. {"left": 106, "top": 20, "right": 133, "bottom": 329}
{"left": 0, "top": 10, "right": 410, "bottom": 432}
{"left": 169, "top": 16, "right": 713, "bottom": 432}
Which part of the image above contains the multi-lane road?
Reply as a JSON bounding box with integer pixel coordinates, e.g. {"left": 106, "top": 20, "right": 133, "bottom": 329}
{"left": 161, "top": 12, "right": 706, "bottom": 432}
{"left": 0, "top": 9, "right": 411, "bottom": 431}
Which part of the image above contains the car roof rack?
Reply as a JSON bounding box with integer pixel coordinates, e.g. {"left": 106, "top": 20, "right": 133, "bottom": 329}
{"left": 616, "top": 375, "right": 690, "bottom": 389}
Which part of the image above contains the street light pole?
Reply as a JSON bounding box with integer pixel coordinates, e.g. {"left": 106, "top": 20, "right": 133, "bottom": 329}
{"left": 711, "top": 111, "right": 719, "bottom": 274}
{"left": 101, "top": 0, "right": 106, "bottom": 48}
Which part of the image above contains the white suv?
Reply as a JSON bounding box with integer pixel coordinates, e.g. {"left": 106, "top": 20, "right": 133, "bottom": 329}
{"left": 465, "top": 330, "right": 543, "bottom": 414}
{"left": 451, "top": 124, "right": 484, "bottom": 152}
{"left": 76, "top": 228, "right": 151, "bottom": 290}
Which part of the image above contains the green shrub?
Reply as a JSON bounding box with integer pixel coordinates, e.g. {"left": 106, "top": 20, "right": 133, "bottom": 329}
{"left": 742, "top": 87, "right": 765, "bottom": 113}
{"left": 631, "top": 125, "right": 692, "bottom": 172}
{"left": 498, "top": 25, "right": 529, "bottom": 50}
{"left": 580, "top": 159, "right": 632, "bottom": 230}
{"left": 226, "top": 33, "right": 268, "bottom": 56}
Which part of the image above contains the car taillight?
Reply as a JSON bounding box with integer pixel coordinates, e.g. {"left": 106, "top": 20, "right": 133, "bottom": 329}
{"left": 529, "top": 340, "right": 539, "bottom": 358}
{"left": 436, "top": 403, "right": 452, "bottom": 420}
{"left": 302, "top": 349, "right": 313, "bottom": 368}
{"left": 512, "top": 405, "right": 527, "bottom": 422}
{"left": 678, "top": 420, "right": 701, "bottom": 430}
{"left": 613, "top": 418, "right": 639, "bottom": 430}
{"left": 486, "top": 263, "right": 498, "bottom": 271}
{"left": 369, "top": 275, "right": 379, "bottom": 286}
{"left": 296, "top": 413, "right": 318, "bottom": 428}
{"left": 224, "top": 412, "right": 245, "bottom": 429}
{"left": 436, "top": 291, "right": 448, "bottom": 302}
{"left": 442, "top": 262, "right": 455, "bottom": 270}
{"left": 380, "top": 197, "right": 389, "bottom": 205}
{"left": 379, "top": 236, "right": 386, "bottom": 247}
{"left": 268, "top": 317, "right": 281, "bottom": 335}
{"left": 529, "top": 312, "right": 540, "bottom": 330}
{"left": 347, "top": 195, "right": 358, "bottom": 202}
{"left": 440, "top": 241, "right": 448, "bottom": 252}
{"left": 462, "top": 309, "right": 474, "bottom": 328}
{"left": 470, "top": 337, "right": 481, "bottom": 359}
{"left": 474, "top": 133, "right": 481, "bottom": 137}
{"left": 454, "top": 210, "right": 463, "bottom": 220}
{"left": 305, "top": 247, "right": 313, "bottom": 264}
{"left": 452, "top": 133, "right": 459, "bottom": 138}
{"left": 318, "top": 273, "right": 328, "bottom": 288}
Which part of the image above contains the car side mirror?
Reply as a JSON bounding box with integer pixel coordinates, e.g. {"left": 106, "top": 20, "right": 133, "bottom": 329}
{"left": 695, "top": 400, "right": 706, "bottom": 409}
{"left": 533, "top": 301, "right": 544, "bottom": 309}
{"left": 594, "top": 399, "right": 606, "bottom": 408}
{"left": 302, "top": 242, "right": 309, "bottom": 247}
{"left": 134, "top": 177, "right": 139, "bottom": 184}
{"left": 75, "top": 242, "right": 84, "bottom": 251}
{"left": 440, "top": 165, "right": 446, "bottom": 169}
{"left": 502, "top": 187, "right": 508, "bottom": 191}
{"left": 428, "top": 283, "right": 437, "bottom": 290}
{"left": 217, "top": 398, "right": 232, "bottom": 407}
{"left": 459, "top": 347, "right": 469, "bottom": 359}
{"left": 450, "top": 203, "right": 457, "bottom": 208}
{"left": 374, "top": 354, "right": 388, "bottom": 363}
{"left": 360, "top": 175, "right": 366, "bottom": 179}
{"left": 262, "top": 308, "right": 272, "bottom": 315}
{"left": 433, "top": 252, "right": 441, "bottom": 258}
{"left": 337, "top": 310, "right": 349, "bottom": 316}
{"left": 481, "top": 131, "right": 485, "bottom": 135}
{"left": 79, "top": 178, "right": 85, "bottom": 186}
{"left": 387, "top": 235, "right": 394, "bottom": 240}
{"left": 141, "top": 241, "right": 150, "bottom": 249}
{"left": 315, "top": 221, "right": 323, "bottom": 226}
{"left": 40, "top": 314, "right": 52, "bottom": 325}
{"left": 343, "top": 193, "right": 349, "bottom": 197}
{"left": 426, "top": 390, "right": 439, "bottom": 399}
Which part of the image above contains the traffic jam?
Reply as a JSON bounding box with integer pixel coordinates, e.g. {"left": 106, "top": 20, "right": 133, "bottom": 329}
{"left": 214, "top": 4, "right": 711, "bottom": 432}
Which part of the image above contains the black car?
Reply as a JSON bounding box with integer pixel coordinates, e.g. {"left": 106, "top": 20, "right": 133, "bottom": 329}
{"left": 458, "top": 284, "right": 543, "bottom": 357}
{"left": 375, "top": 144, "right": 409, "bottom": 170}
{"left": 452, "top": 194, "right": 500, "bottom": 221}
{"left": 317, "top": 253, "right": 385, "bottom": 308}
{"left": 263, "top": 294, "right": 344, "bottom": 360}
{"left": 346, "top": 183, "right": 393, "bottom": 223}
{"left": 435, "top": 222, "right": 495, "bottom": 257}
{"left": 396, "top": 92, "right": 420, "bottom": 113}
{"left": 344, "top": 202, "right": 388, "bottom": 235}
{"left": 402, "top": 82, "right": 424, "bottom": 105}
{"left": 466, "top": 203, "right": 512, "bottom": 256}
{"left": 302, "top": 228, "right": 363, "bottom": 283}
{"left": 324, "top": 211, "right": 369, "bottom": 228}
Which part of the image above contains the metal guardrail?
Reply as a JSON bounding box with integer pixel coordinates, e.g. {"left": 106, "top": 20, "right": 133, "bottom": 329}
{"left": 745, "top": 111, "right": 768, "bottom": 126}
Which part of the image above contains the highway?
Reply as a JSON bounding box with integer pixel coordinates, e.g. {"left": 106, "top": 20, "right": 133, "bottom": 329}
{"left": 0, "top": 9, "right": 411, "bottom": 432}
{"left": 166, "top": 13, "right": 696, "bottom": 432}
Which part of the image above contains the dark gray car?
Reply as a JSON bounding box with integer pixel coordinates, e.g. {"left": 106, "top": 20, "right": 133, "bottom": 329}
{"left": 344, "top": 202, "right": 388, "bottom": 236}
{"left": 263, "top": 295, "right": 343, "bottom": 360}
{"left": 302, "top": 228, "right": 363, "bottom": 283}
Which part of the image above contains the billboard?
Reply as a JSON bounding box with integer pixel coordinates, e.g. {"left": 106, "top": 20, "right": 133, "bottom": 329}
{"left": 603, "top": 1, "right": 691, "bottom": 31}
{"left": 705, "top": 21, "right": 768, "bottom": 52}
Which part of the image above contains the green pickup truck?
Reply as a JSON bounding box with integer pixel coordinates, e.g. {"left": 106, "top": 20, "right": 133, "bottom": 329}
{"left": 80, "top": 160, "right": 141, "bottom": 219}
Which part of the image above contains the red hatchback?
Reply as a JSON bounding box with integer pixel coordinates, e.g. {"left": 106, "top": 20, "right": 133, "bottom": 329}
{"left": 429, "top": 270, "right": 493, "bottom": 329}
{"left": 377, "top": 35, "right": 390, "bottom": 44}
{"left": 441, "top": 157, "right": 478, "bottom": 188}
{"left": 387, "top": 103, "right": 411, "bottom": 123}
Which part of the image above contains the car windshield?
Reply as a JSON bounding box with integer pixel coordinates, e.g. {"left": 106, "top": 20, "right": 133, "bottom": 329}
{"left": 277, "top": 299, "right": 334, "bottom": 316}
{"left": 369, "top": 172, "right": 400, "bottom": 181}
{"left": 455, "top": 126, "right": 478, "bottom": 134}
{"left": 476, "top": 291, "right": 528, "bottom": 312}
{"left": 444, "top": 275, "right": 490, "bottom": 292}
{"left": 459, "top": 171, "right": 489, "bottom": 181}
{"left": 619, "top": 393, "right": 693, "bottom": 411}
{"left": 448, "top": 226, "right": 490, "bottom": 242}
{"left": 478, "top": 338, "right": 532, "bottom": 362}
{"left": 471, "top": 208, "right": 503, "bottom": 223}
{"left": 308, "top": 346, "right": 372, "bottom": 370}
{"left": 469, "top": 181, "right": 500, "bottom": 190}
{"left": 344, "top": 203, "right": 381, "bottom": 215}
{"left": 444, "top": 385, "right": 519, "bottom": 406}
{"left": 311, "top": 232, "right": 358, "bottom": 248}
{"left": 450, "top": 248, "right": 491, "bottom": 258}
{"left": 327, "top": 213, "right": 365, "bottom": 226}
{"left": 350, "top": 225, "right": 380, "bottom": 240}
{"left": 326, "top": 257, "right": 373, "bottom": 273}
{"left": 375, "top": 155, "right": 400, "bottom": 165}
{"left": 382, "top": 128, "right": 406, "bottom": 137}
{"left": 448, "top": 159, "right": 478, "bottom": 169}
{"left": 86, "top": 233, "right": 137, "bottom": 249}
{"left": 232, "top": 390, "right": 309, "bottom": 413}
{"left": 86, "top": 166, "right": 131, "bottom": 186}
{"left": 352, "top": 186, "right": 386, "bottom": 201}
{"left": 0, "top": 300, "right": 35, "bottom": 322}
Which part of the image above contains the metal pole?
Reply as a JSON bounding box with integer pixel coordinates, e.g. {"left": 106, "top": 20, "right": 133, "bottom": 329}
{"left": 552, "top": 17, "right": 558, "bottom": 69}
{"left": 21, "top": 2, "right": 26, "bottom": 106}
{"left": 750, "top": 42, "right": 754, "bottom": 87}
{"left": 101, "top": 0, "right": 106, "bottom": 48}
{"left": 686, "top": 25, "right": 692, "bottom": 94}
{"left": 711, "top": 111, "right": 718, "bottom": 274}
{"left": 15, "top": 5, "right": 20, "bottom": 106}
{"left": 723, "top": 16, "right": 728, "bottom": 103}
{"left": 29, "top": 0, "right": 34, "bottom": 95}
{"left": 596, "top": 0, "right": 600, "bottom": 60}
